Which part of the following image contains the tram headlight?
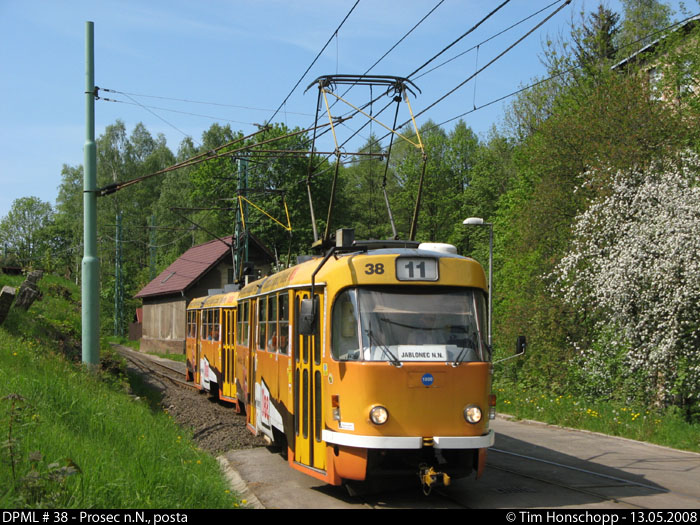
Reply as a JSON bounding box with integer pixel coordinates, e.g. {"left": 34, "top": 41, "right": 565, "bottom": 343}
{"left": 369, "top": 405, "right": 389, "bottom": 425}
{"left": 463, "top": 405, "right": 482, "bottom": 424}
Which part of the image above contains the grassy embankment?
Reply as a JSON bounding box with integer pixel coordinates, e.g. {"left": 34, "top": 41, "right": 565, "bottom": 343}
{"left": 493, "top": 378, "right": 700, "bottom": 453}
{"left": 0, "top": 273, "right": 242, "bottom": 508}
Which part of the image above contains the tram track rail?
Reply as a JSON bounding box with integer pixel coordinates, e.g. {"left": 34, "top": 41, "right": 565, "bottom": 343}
{"left": 111, "top": 344, "right": 197, "bottom": 392}
{"left": 428, "top": 447, "right": 665, "bottom": 509}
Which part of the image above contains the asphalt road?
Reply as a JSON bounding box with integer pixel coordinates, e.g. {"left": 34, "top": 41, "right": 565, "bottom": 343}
{"left": 218, "top": 417, "right": 700, "bottom": 509}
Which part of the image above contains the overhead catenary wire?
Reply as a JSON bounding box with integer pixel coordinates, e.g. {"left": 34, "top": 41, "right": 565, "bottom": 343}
{"left": 268, "top": 0, "right": 361, "bottom": 124}
{"left": 100, "top": 97, "right": 264, "bottom": 128}
{"left": 94, "top": 1, "right": 694, "bottom": 230}
{"left": 408, "top": 0, "right": 573, "bottom": 127}
{"left": 295, "top": 0, "right": 566, "bottom": 156}
{"left": 290, "top": 0, "right": 573, "bottom": 240}
{"left": 96, "top": 119, "right": 348, "bottom": 197}
{"left": 433, "top": 12, "right": 700, "bottom": 129}
{"left": 406, "top": 0, "right": 514, "bottom": 79}
{"left": 323, "top": 0, "right": 447, "bottom": 118}
{"left": 347, "top": 0, "right": 573, "bottom": 157}
{"left": 99, "top": 88, "right": 314, "bottom": 117}
{"left": 115, "top": 90, "right": 199, "bottom": 145}
{"left": 411, "top": 0, "right": 564, "bottom": 81}
{"left": 350, "top": 8, "right": 697, "bottom": 164}
{"left": 306, "top": 0, "right": 533, "bottom": 168}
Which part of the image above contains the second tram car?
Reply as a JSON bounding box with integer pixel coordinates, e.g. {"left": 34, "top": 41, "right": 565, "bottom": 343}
{"left": 186, "top": 232, "right": 497, "bottom": 490}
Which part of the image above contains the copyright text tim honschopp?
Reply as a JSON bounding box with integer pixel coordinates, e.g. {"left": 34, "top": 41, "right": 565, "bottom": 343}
{"left": 505, "top": 511, "right": 698, "bottom": 525}
{"left": 507, "top": 511, "right": 620, "bottom": 525}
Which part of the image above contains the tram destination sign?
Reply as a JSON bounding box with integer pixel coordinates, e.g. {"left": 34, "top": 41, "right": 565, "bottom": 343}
{"left": 395, "top": 257, "right": 438, "bottom": 281}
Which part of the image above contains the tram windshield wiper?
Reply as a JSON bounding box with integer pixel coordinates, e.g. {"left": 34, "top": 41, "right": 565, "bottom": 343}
{"left": 365, "top": 328, "right": 402, "bottom": 367}
{"left": 453, "top": 346, "right": 471, "bottom": 367}
{"left": 453, "top": 333, "right": 478, "bottom": 366}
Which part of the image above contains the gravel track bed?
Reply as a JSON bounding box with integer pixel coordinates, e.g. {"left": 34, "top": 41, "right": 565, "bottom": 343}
{"left": 120, "top": 348, "right": 266, "bottom": 454}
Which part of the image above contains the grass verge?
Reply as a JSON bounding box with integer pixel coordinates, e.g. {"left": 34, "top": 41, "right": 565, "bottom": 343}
{"left": 0, "top": 273, "right": 242, "bottom": 508}
{"left": 494, "top": 378, "right": 700, "bottom": 453}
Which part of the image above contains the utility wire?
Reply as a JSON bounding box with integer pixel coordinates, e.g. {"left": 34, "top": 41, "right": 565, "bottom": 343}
{"left": 97, "top": 2, "right": 692, "bottom": 209}
{"left": 299, "top": 0, "right": 563, "bottom": 153}
{"left": 406, "top": 0, "right": 514, "bottom": 79}
{"left": 409, "top": 0, "right": 572, "bottom": 123}
{"left": 100, "top": 88, "right": 314, "bottom": 117}
{"left": 116, "top": 91, "right": 198, "bottom": 145}
{"left": 303, "top": 0, "right": 571, "bottom": 176}
{"left": 328, "top": 0, "right": 446, "bottom": 110}
{"left": 364, "top": 0, "right": 446, "bottom": 76}
{"left": 356, "top": 8, "right": 696, "bottom": 157}
{"left": 412, "top": 0, "right": 563, "bottom": 81}
{"left": 100, "top": 98, "right": 263, "bottom": 128}
{"left": 301, "top": 0, "right": 446, "bottom": 152}
{"left": 306, "top": 0, "right": 525, "bottom": 166}
{"left": 97, "top": 119, "right": 347, "bottom": 196}
{"left": 268, "top": 0, "right": 361, "bottom": 124}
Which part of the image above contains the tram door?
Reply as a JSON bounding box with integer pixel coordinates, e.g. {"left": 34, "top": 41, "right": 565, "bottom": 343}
{"left": 293, "top": 290, "right": 326, "bottom": 471}
{"left": 243, "top": 301, "right": 256, "bottom": 432}
{"left": 221, "top": 308, "right": 236, "bottom": 400}
{"left": 195, "top": 310, "right": 202, "bottom": 385}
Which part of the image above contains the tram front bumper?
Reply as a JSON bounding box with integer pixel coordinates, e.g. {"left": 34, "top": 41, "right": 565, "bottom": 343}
{"left": 321, "top": 429, "right": 494, "bottom": 449}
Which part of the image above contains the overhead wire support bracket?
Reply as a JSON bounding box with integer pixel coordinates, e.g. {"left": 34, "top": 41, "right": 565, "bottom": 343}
{"left": 234, "top": 195, "right": 292, "bottom": 233}
{"left": 304, "top": 74, "right": 427, "bottom": 249}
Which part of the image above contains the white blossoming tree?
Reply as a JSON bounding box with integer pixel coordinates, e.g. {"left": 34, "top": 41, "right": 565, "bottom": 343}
{"left": 553, "top": 154, "right": 700, "bottom": 410}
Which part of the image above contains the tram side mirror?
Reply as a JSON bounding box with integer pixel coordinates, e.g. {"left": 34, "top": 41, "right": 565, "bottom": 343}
{"left": 299, "top": 297, "right": 318, "bottom": 336}
{"left": 515, "top": 335, "right": 527, "bottom": 355}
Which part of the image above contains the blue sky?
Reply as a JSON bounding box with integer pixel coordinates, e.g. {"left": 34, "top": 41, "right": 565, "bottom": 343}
{"left": 0, "top": 0, "right": 692, "bottom": 219}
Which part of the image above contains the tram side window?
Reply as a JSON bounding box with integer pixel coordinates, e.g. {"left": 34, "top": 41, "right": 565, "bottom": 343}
{"left": 278, "top": 293, "right": 289, "bottom": 355}
{"left": 207, "top": 310, "right": 213, "bottom": 340}
{"left": 258, "top": 298, "right": 267, "bottom": 351}
{"left": 236, "top": 305, "right": 242, "bottom": 344}
{"left": 221, "top": 309, "right": 227, "bottom": 346}
{"left": 331, "top": 289, "right": 361, "bottom": 361}
{"left": 213, "top": 309, "right": 220, "bottom": 342}
{"left": 238, "top": 301, "right": 249, "bottom": 346}
{"left": 268, "top": 294, "right": 278, "bottom": 352}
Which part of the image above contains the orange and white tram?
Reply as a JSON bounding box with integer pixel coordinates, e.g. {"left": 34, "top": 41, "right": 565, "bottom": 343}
{"left": 186, "top": 233, "right": 498, "bottom": 490}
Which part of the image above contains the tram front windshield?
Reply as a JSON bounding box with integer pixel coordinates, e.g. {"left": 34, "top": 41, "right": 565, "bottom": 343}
{"left": 331, "top": 287, "right": 488, "bottom": 363}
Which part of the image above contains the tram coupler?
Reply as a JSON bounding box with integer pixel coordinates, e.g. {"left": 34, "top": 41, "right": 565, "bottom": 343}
{"left": 419, "top": 464, "right": 451, "bottom": 495}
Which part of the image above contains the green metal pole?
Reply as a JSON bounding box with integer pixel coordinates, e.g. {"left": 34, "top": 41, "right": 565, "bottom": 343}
{"left": 82, "top": 21, "right": 99, "bottom": 365}
{"left": 234, "top": 161, "right": 241, "bottom": 283}
{"left": 241, "top": 158, "right": 249, "bottom": 264}
{"left": 114, "top": 213, "right": 123, "bottom": 338}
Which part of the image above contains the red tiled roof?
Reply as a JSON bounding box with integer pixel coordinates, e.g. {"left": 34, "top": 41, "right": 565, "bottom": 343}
{"left": 135, "top": 236, "right": 232, "bottom": 299}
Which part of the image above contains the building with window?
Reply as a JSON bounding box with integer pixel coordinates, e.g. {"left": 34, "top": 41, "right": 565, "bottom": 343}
{"left": 135, "top": 234, "right": 274, "bottom": 353}
{"left": 613, "top": 15, "right": 699, "bottom": 103}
